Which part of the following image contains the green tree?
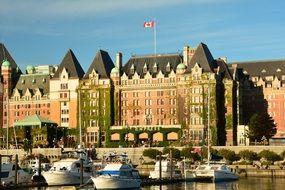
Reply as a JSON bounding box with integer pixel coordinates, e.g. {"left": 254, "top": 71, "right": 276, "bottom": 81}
{"left": 258, "top": 150, "right": 282, "bottom": 163}
{"left": 142, "top": 149, "right": 162, "bottom": 160}
{"left": 247, "top": 113, "right": 277, "bottom": 142}
{"left": 218, "top": 148, "right": 239, "bottom": 163}
{"left": 238, "top": 150, "right": 259, "bottom": 161}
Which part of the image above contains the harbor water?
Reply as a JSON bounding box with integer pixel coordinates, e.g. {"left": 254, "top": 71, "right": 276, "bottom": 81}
{"left": 142, "top": 177, "right": 285, "bottom": 190}
{"left": 25, "top": 177, "right": 285, "bottom": 190}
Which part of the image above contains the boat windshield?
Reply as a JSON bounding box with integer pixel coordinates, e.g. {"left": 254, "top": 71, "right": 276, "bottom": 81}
{"left": 100, "top": 170, "right": 134, "bottom": 177}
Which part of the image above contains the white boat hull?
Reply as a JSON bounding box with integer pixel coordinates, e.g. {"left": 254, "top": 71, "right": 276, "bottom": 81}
{"left": 194, "top": 166, "right": 239, "bottom": 182}
{"left": 42, "top": 171, "right": 92, "bottom": 186}
{"left": 149, "top": 170, "right": 181, "bottom": 179}
{"left": 91, "top": 175, "right": 141, "bottom": 189}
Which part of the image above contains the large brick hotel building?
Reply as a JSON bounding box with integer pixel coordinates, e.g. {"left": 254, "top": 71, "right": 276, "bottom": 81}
{"left": 0, "top": 42, "right": 284, "bottom": 147}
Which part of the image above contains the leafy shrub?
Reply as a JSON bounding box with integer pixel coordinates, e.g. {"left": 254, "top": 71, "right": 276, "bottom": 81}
{"left": 142, "top": 149, "right": 162, "bottom": 159}
{"left": 261, "top": 160, "right": 273, "bottom": 166}
{"left": 218, "top": 148, "right": 239, "bottom": 163}
{"left": 259, "top": 150, "right": 282, "bottom": 162}
{"left": 238, "top": 150, "right": 259, "bottom": 161}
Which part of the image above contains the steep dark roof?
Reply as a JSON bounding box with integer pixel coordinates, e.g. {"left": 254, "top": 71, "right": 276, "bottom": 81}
{"left": 123, "top": 53, "right": 182, "bottom": 78}
{"left": 52, "top": 49, "right": 85, "bottom": 79}
{"left": 0, "top": 43, "right": 22, "bottom": 77}
{"left": 216, "top": 59, "right": 233, "bottom": 80}
{"left": 14, "top": 74, "right": 50, "bottom": 96}
{"left": 233, "top": 59, "right": 285, "bottom": 79}
{"left": 84, "top": 50, "right": 115, "bottom": 79}
{"left": 186, "top": 43, "right": 217, "bottom": 73}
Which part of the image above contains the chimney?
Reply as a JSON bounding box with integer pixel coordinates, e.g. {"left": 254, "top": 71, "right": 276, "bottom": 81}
{"left": 116, "top": 52, "right": 122, "bottom": 70}
{"left": 183, "top": 46, "right": 189, "bottom": 64}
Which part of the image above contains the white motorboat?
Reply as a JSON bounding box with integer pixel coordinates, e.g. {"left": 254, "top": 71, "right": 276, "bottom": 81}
{"left": 91, "top": 153, "right": 141, "bottom": 189}
{"left": 42, "top": 149, "right": 95, "bottom": 186}
{"left": 0, "top": 162, "right": 32, "bottom": 186}
{"left": 149, "top": 159, "right": 182, "bottom": 179}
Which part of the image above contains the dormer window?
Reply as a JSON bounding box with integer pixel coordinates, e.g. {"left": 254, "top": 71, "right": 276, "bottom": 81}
{"left": 143, "top": 63, "right": 147, "bottom": 74}
{"left": 153, "top": 62, "right": 157, "bottom": 73}
{"left": 166, "top": 62, "right": 170, "bottom": 72}
{"left": 22, "top": 80, "right": 25, "bottom": 84}
{"left": 261, "top": 69, "right": 266, "bottom": 73}
{"left": 32, "top": 79, "right": 36, "bottom": 83}
{"left": 130, "top": 64, "right": 135, "bottom": 74}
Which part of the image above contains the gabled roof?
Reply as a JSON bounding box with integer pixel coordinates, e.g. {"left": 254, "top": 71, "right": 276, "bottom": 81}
{"left": 13, "top": 114, "right": 57, "bottom": 127}
{"left": 186, "top": 43, "right": 217, "bottom": 73}
{"left": 52, "top": 49, "right": 85, "bottom": 79}
{"left": 0, "top": 43, "right": 23, "bottom": 83}
{"left": 233, "top": 59, "right": 285, "bottom": 79}
{"left": 122, "top": 53, "right": 182, "bottom": 78}
{"left": 13, "top": 74, "right": 50, "bottom": 96}
{"left": 216, "top": 59, "right": 233, "bottom": 80}
{"left": 84, "top": 50, "right": 115, "bottom": 79}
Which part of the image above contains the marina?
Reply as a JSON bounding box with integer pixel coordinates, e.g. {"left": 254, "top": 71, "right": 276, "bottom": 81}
{"left": 2, "top": 163, "right": 285, "bottom": 189}
{"left": 1, "top": 177, "right": 285, "bottom": 190}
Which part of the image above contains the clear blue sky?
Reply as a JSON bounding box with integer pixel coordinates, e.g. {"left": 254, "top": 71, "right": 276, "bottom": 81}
{"left": 1, "top": 0, "right": 285, "bottom": 72}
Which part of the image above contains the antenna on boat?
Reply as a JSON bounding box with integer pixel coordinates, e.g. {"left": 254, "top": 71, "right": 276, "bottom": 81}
{"left": 6, "top": 97, "right": 9, "bottom": 155}
{"left": 78, "top": 89, "right": 82, "bottom": 149}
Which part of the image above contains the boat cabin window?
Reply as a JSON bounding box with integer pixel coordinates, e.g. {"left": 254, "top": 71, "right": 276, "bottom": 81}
{"left": 60, "top": 167, "right": 67, "bottom": 171}
{"left": 0, "top": 171, "right": 9, "bottom": 178}
{"left": 75, "top": 163, "right": 80, "bottom": 168}
{"left": 84, "top": 167, "right": 92, "bottom": 173}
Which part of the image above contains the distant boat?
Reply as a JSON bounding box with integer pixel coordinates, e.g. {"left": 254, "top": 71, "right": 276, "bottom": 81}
{"left": 91, "top": 152, "right": 141, "bottom": 189}
{"left": 0, "top": 162, "right": 32, "bottom": 186}
{"left": 193, "top": 162, "right": 239, "bottom": 182}
{"left": 42, "top": 149, "right": 95, "bottom": 186}
{"left": 149, "top": 158, "right": 182, "bottom": 179}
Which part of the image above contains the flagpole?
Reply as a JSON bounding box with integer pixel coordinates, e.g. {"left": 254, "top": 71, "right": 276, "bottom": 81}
{"left": 154, "top": 19, "right": 157, "bottom": 55}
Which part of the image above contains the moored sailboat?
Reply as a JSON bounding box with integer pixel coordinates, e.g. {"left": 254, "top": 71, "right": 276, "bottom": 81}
{"left": 192, "top": 76, "right": 239, "bottom": 182}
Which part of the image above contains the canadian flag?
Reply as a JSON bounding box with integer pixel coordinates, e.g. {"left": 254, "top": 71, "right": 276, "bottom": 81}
{"left": 143, "top": 21, "right": 155, "bottom": 28}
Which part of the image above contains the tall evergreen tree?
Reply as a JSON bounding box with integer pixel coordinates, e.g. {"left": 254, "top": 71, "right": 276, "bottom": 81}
{"left": 247, "top": 112, "right": 277, "bottom": 142}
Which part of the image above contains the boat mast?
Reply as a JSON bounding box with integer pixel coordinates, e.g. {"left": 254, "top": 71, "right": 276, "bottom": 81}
{"left": 207, "top": 74, "right": 211, "bottom": 164}
{"left": 6, "top": 97, "right": 9, "bottom": 154}
{"left": 78, "top": 89, "right": 82, "bottom": 148}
